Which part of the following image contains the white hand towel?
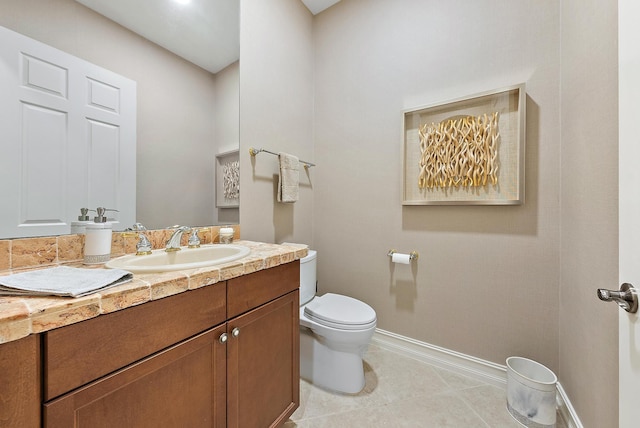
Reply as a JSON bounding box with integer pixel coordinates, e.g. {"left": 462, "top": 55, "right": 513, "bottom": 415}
{"left": 0, "top": 266, "right": 133, "bottom": 297}
{"left": 277, "top": 152, "right": 299, "bottom": 203}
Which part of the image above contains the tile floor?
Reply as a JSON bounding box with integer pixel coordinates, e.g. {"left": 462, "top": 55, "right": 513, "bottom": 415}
{"left": 286, "top": 344, "right": 567, "bottom": 428}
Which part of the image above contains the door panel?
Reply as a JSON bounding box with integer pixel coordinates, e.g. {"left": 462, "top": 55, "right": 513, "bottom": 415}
{"left": 21, "top": 103, "right": 68, "bottom": 227}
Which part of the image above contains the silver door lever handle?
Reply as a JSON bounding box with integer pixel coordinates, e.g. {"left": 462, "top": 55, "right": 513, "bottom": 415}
{"left": 597, "top": 283, "right": 638, "bottom": 313}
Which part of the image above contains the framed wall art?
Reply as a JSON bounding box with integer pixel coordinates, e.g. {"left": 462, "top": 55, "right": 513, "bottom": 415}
{"left": 402, "top": 84, "right": 525, "bottom": 205}
{"left": 215, "top": 149, "right": 240, "bottom": 208}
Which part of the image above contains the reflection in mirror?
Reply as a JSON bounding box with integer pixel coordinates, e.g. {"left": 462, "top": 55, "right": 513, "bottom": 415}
{"left": 0, "top": 0, "right": 239, "bottom": 237}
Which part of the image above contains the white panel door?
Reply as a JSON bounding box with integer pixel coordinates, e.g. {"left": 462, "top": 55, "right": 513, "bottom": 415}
{"left": 0, "top": 28, "right": 79, "bottom": 237}
{"left": 619, "top": 1, "right": 640, "bottom": 426}
{"left": 0, "top": 25, "right": 136, "bottom": 238}
{"left": 81, "top": 64, "right": 136, "bottom": 232}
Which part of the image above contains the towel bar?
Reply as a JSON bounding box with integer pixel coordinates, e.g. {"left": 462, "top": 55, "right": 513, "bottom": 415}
{"left": 249, "top": 147, "right": 316, "bottom": 168}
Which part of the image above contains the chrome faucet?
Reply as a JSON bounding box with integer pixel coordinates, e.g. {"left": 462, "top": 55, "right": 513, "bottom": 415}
{"left": 165, "top": 226, "right": 192, "bottom": 252}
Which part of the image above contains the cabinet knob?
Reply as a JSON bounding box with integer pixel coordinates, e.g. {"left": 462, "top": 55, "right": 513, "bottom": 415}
{"left": 219, "top": 333, "right": 228, "bottom": 344}
{"left": 231, "top": 327, "right": 240, "bottom": 338}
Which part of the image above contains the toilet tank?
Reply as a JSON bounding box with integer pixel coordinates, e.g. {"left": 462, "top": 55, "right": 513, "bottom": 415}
{"left": 300, "top": 250, "right": 317, "bottom": 306}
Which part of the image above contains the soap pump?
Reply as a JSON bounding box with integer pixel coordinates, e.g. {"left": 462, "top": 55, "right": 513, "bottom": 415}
{"left": 84, "top": 207, "right": 117, "bottom": 265}
{"left": 70, "top": 208, "right": 94, "bottom": 234}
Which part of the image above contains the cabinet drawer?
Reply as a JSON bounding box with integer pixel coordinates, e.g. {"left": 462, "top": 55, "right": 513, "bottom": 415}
{"left": 227, "top": 261, "right": 299, "bottom": 319}
{"left": 44, "top": 282, "right": 226, "bottom": 401}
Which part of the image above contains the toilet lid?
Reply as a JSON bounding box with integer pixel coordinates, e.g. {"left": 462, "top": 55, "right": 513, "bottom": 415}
{"left": 304, "top": 293, "right": 376, "bottom": 329}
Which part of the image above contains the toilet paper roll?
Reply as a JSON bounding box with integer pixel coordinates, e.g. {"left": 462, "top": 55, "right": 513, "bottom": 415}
{"left": 391, "top": 253, "right": 411, "bottom": 265}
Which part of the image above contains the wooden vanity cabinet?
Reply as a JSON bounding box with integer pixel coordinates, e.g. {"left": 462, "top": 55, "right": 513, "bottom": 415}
{"left": 41, "top": 261, "right": 299, "bottom": 428}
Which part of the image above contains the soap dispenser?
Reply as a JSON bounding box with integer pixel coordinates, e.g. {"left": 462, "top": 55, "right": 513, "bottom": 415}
{"left": 84, "top": 207, "right": 116, "bottom": 265}
{"left": 70, "top": 208, "right": 94, "bottom": 234}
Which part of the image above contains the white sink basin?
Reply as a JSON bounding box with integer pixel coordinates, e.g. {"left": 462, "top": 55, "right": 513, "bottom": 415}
{"left": 105, "top": 244, "right": 251, "bottom": 273}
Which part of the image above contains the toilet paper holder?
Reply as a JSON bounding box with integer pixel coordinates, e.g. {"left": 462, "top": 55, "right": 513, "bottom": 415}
{"left": 387, "top": 249, "right": 419, "bottom": 261}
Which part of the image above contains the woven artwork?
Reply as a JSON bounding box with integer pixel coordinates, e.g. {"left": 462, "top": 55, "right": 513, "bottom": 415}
{"left": 222, "top": 160, "right": 239, "bottom": 199}
{"left": 418, "top": 112, "right": 500, "bottom": 189}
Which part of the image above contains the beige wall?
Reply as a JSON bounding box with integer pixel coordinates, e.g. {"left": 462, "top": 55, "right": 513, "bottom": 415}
{"left": 215, "top": 61, "right": 240, "bottom": 225}
{"left": 215, "top": 61, "right": 240, "bottom": 154}
{"left": 560, "top": 0, "right": 618, "bottom": 426}
{"left": 0, "top": 0, "right": 219, "bottom": 230}
{"left": 241, "top": 0, "right": 617, "bottom": 427}
{"left": 239, "top": 0, "right": 314, "bottom": 244}
{"left": 313, "top": 0, "right": 561, "bottom": 370}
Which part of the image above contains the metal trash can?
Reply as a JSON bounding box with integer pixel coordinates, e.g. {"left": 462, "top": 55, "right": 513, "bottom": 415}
{"left": 506, "top": 357, "right": 557, "bottom": 427}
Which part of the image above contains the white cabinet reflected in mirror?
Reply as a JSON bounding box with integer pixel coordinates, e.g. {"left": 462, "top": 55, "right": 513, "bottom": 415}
{"left": 0, "top": 0, "right": 239, "bottom": 237}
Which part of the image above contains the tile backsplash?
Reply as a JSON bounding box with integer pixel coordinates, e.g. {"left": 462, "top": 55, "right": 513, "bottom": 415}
{"left": 0, "top": 225, "right": 240, "bottom": 273}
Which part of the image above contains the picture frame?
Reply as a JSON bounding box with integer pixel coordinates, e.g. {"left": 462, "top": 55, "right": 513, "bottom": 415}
{"left": 402, "top": 84, "right": 525, "bottom": 205}
{"left": 215, "top": 149, "right": 240, "bottom": 208}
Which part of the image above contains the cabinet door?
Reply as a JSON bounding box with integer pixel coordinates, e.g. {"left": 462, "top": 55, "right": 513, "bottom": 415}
{"left": 0, "top": 335, "right": 40, "bottom": 428}
{"left": 44, "top": 326, "right": 227, "bottom": 428}
{"left": 227, "top": 290, "right": 299, "bottom": 428}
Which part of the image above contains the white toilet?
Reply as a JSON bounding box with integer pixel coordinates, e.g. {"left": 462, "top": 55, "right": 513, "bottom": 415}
{"left": 299, "top": 250, "right": 377, "bottom": 394}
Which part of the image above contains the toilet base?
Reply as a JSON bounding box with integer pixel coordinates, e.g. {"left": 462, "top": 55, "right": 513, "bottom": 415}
{"left": 300, "top": 327, "right": 368, "bottom": 394}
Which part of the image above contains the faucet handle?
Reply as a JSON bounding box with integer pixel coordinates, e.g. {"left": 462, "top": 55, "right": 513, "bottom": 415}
{"left": 188, "top": 229, "right": 202, "bottom": 248}
{"left": 136, "top": 234, "right": 152, "bottom": 255}
{"left": 187, "top": 228, "right": 210, "bottom": 248}
{"left": 122, "top": 223, "right": 152, "bottom": 255}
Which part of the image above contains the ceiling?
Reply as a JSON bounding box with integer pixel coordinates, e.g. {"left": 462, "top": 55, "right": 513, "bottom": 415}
{"left": 301, "top": 0, "right": 342, "bottom": 15}
{"left": 75, "top": 0, "right": 239, "bottom": 74}
{"left": 75, "top": 0, "right": 340, "bottom": 74}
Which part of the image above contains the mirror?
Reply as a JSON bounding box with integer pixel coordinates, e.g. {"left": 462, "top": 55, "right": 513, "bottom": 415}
{"left": 0, "top": 0, "right": 239, "bottom": 236}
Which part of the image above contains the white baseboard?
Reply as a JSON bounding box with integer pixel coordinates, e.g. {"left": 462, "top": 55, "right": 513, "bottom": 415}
{"left": 371, "top": 329, "right": 583, "bottom": 428}
{"left": 555, "top": 382, "right": 584, "bottom": 428}
{"left": 371, "top": 328, "right": 507, "bottom": 387}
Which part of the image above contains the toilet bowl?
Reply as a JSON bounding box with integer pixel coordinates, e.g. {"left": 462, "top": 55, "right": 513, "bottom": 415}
{"left": 299, "top": 250, "right": 377, "bottom": 394}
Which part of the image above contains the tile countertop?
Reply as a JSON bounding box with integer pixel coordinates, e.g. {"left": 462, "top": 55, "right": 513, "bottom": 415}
{"left": 0, "top": 241, "right": 308, "bottom": 345}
